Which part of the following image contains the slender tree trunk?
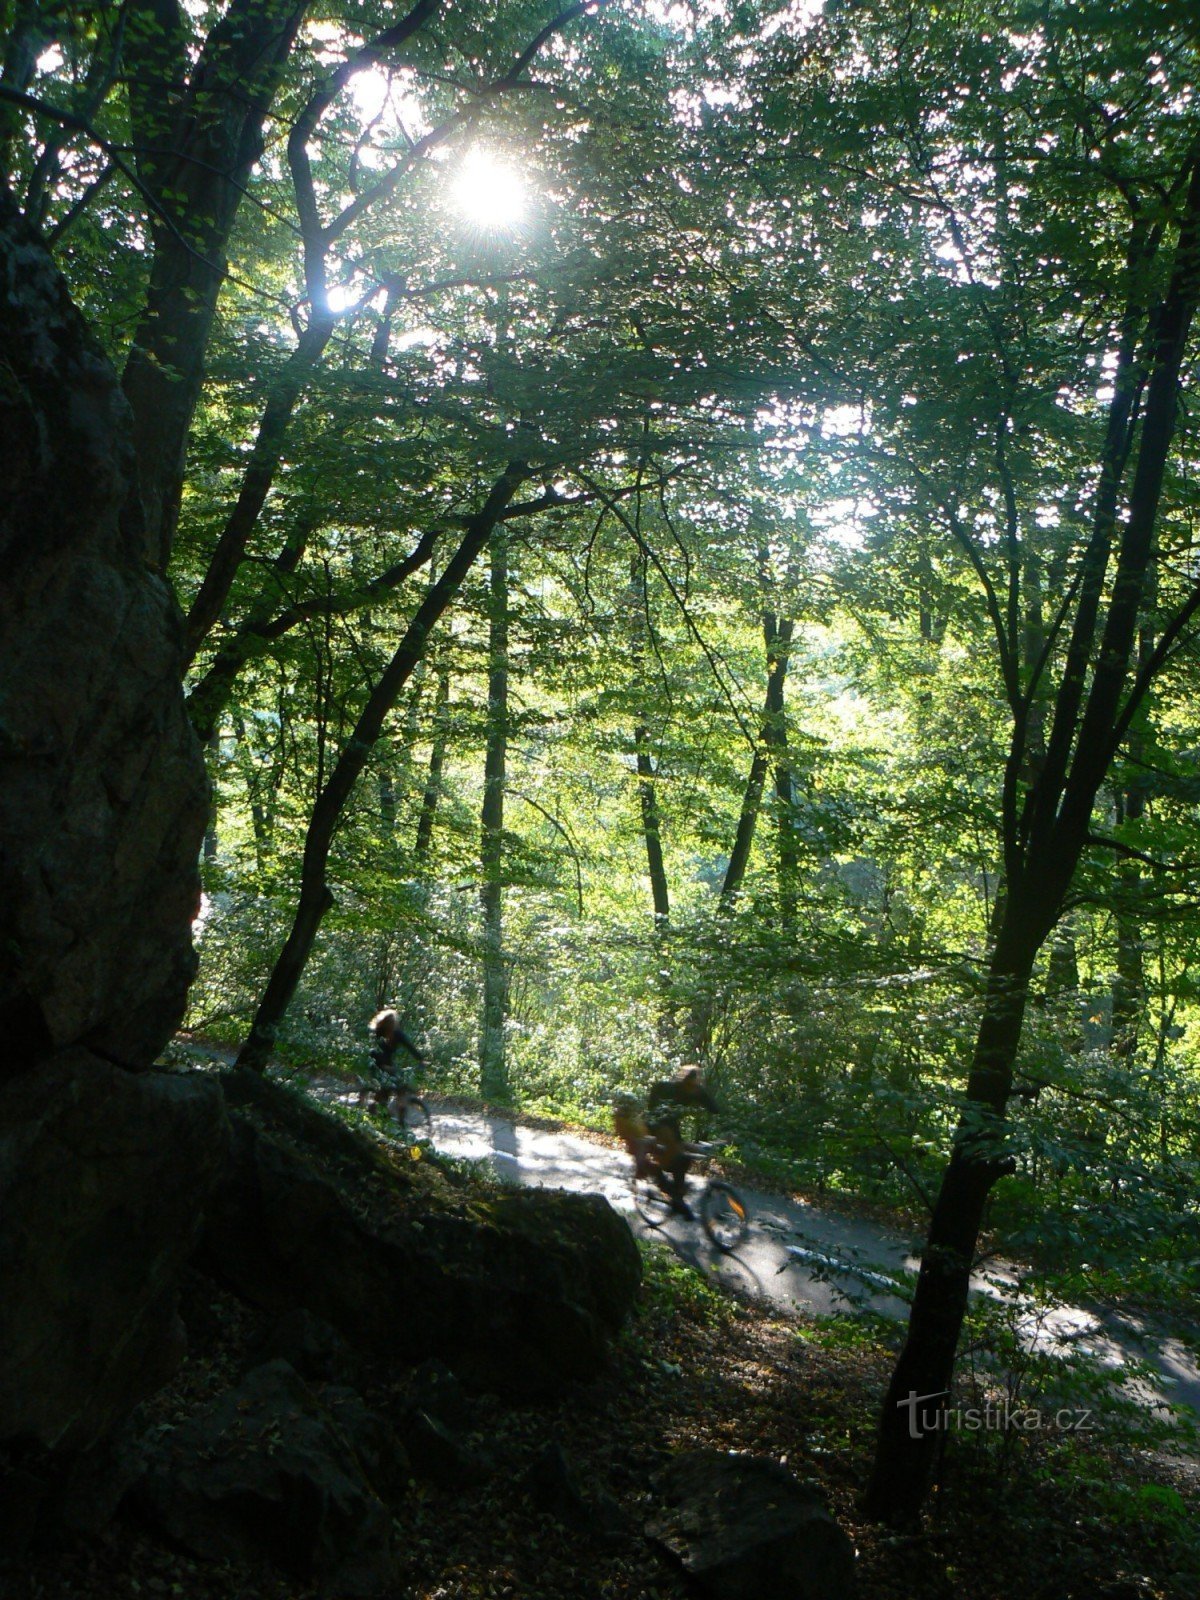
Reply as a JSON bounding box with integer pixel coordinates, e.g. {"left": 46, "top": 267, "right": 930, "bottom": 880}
{"left": 689, "top": 610, "right": 795, "bottom": 1055}
{"left": 379, "top": 666, "right": 424, "bottom": 836}
{"left": 773, "top": 754, "right": 799, "bottom": 929}
{"left": 863, "top": 916, "right": 1040, "bottom": 1521}
{"left": 721, "top": 614, "right": 795, "bottom": 911}
{"left": 635, "top": 727, "right": 671, "bottom": 925}
{"left": 414, "top": 665, "right": 451, "bottom": 866}
{"left": 184, "top": 315, "right": 335, "bottom": 660}
{"left": 202, "top": 729, "right": 220, "bottom": 863}
{"left": 1112, "top": 585, "right": 1156, "bottom": 1062}
{"left": 722, "top": 745, "right": 769, "bottom": 912}
{"left": 379, "top": 769, "right": 398, "bottom": 834}
{"left": 479, "top": 525, "right": 510, "bottom": 1100}
{"left": 627, "top": 553, "right": 671, "bottom": 925}
{"left": 236, "top": 463, "right": 526, "bottom": 1070}
{"left": 232, "top": 709, "right": 270, "bottom": 873}
{"left": 1112, "top": 866, "right": 1145, "bottom": 1063}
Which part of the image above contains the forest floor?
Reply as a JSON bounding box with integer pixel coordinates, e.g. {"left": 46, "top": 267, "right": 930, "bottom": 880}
{"left": 25, "top": 1047, "right": 1185, "bottom": 1600}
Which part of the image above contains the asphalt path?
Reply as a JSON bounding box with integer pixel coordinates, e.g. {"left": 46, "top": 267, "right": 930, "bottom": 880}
{"left": 316, "top": 1087, "right": 1200, "bottom": 1425}
{"left": 179, "top": 1033, "right": 1199, "bottom": 1451}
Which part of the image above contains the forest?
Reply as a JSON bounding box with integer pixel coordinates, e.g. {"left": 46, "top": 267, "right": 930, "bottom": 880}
{"left": 1, "top": 0, "right": 1199, "bottom": 1596}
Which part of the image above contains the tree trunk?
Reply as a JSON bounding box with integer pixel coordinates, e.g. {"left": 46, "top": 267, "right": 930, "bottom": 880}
{"left": 862, "top": 921, "right": 1039, "bottom": 1522}
{"left": 1112, "top": 597, "right": 1156, "bottom": 1064}
{"left": 773, "top": 752, "right": 799, "bottom": 929}
{"left": 689, "top": 610, "right": 795, "bottom": 1056}
{"left": 183, "top": 315, "right": 335, "bottom": 660}
{"left": 203, "top": 729, "right": 220, "bottom": 863}
{"left": 627, "top": 554, "right": 671, "bottom": 925}
{"left": 635, "top": 726, "right": 671, "bottom": 925}
{"left": 480, "top": 525, "right": 510, "bottom": 1100}
{"left": 121, "top": 0, "right": 307, "bottom": 570}
{"left": 232, "top": 709, "right": 272, "bottom": 873}
{"left": 414, "top": 665, "right": 451, "bottom": 866}
{"left": 721, "top": 614, "right": 794, "bottom": 911}
{"left": 237, "top": 463, "right": 527, "bottom": 1071}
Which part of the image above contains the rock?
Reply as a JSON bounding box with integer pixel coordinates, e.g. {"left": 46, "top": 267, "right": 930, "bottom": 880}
{"left": 198, "top": 1081, "right": 641, "bottom": 1396}
{"left": 56, "top": 1423, "right": 147, "bottom": 1540}
{"left": 0, "top": 1057, "right": 229, "bottom": 1457}
{"left": 522, "top": 1441, "right": 629, "bottom": 1538}
{"left": 0, "top": 190, "right": 207, "bottom": 1067}
{"left": 476, "top": 1187, "right": 644, "bottom": 1338}
{"left": 408, "top": 1358, "right": 469, "bottom": 1430}
{"left": 399, "top": 1408, "right": 491, "bottom": 1490}
{"left": 0, "top": 1460, "right": 47, "bottom": 1561}
{"left": 134, "top": 1360, "right": 400, "bottom": 1596}
{"left": 647, "top": 1452, "right": 857, "bottom": 1600}
{"left": 222, "top": 1065, "right": 384, "bottom": 1173}
{"left": 248, "top": 1308, "right": 361, "bottom": 1387}
{"left": 320, "top": 1387, "right": 411, "bottom": 1507}
{"left": 0, "top": 189, "right": 212, "bottom": 1535}
{"left": 524, "top": 1440, "right": 589, "bottom": 1521}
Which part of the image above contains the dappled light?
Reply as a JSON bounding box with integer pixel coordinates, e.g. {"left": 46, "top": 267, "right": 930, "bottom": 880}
{"left": 3, "top": 0, "right": 1200, "bottom": 1595}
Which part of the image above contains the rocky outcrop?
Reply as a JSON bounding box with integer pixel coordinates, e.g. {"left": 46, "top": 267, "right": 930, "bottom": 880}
{"left": 0, "top": 1056, "right": 229, "bottom": 1455}
{"left": 647, "top": 1452, "right": 857, "bottom": 1600}
{"left": 134, "top": 1360, "right": 404, "bottom": 1596}
{"left": 0, "top": 185, "right": 216, "bottom": 1543}
{"left": 199, "top": 1073, "right": 642, "bottom": 1395}
{"left": 0, "top": 188, "right": 207, "bottom": 1066}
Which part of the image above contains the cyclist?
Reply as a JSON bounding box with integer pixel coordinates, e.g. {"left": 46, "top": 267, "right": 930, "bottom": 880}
{"left": 614, "top": 1066, "right": 719, "bottom": 1217}
{"left": 367, "top": 1007, "right": 427, "bottom": 1116}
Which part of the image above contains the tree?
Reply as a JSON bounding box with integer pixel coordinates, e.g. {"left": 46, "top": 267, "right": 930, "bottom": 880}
{"left": 765, "top": 2, "right": 1200, "bottom": 1522}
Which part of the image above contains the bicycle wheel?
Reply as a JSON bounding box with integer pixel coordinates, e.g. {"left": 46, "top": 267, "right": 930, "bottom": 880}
{"left": 632, "top": 1173, "right": 673, "bottom": 1228}
{"left": 700, "top": 1181, "right": 748, "bottom": 1252}
{"left": 361, "top": 1080, "right": 389, "bottom": 1113}
{"left": 401, "top": 1096, "right": 432, "bottom": 1136}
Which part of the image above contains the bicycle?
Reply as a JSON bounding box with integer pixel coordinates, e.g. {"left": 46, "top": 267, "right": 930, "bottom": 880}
{"left": 630, "top": 1139, "right": 749, "bottom": 1252}
{"left": 357, "top": 1068, "right": 432, "bottom": 1136}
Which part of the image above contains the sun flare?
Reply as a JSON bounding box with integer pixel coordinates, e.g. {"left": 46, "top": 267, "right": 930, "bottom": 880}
{"left": 450, "top": 149, "right": 527, "bottom": 231}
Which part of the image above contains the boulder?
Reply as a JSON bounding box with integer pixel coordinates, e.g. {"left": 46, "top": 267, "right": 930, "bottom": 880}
{"left": 198, "top": 1081, "right": 641, "bottom": 1395}
{"left": 399, "top": 1408, "right": 492, "bottom": 1490}
{"left": 134, "top": 1360, "right": 402, "bottom": 1596}
{"left": 0, "top": 1056, "right": 229, "bottom": 1456}
{"left": 247, "top": 1307, "right": 361, "bottom": 1387}
{"left": 647, "top": 1451, "right": 857, "bottom": 1600}
{"left": 0, "top": 190, "right": 207, "bottom": 1067}
{"left": 521, "top": 1441, "right": 629, "bottom": 1539}
{"left": 0, "top": 191, "right": 213, "bottom": 1530}
{"left": 407, "top": 1358, "right": 469, "bottom": 1430}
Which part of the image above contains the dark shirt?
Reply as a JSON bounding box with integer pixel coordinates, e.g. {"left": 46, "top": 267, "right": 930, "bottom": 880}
{"left": 371, "top": 1026, "right": 423, "bottom": 1076}
{"left": 646, "top": 1075, "right": 718, "bottom": 1139}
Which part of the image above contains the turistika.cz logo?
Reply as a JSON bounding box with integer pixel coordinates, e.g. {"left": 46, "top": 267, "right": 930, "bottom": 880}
{"left": 898, "top": 1389, "right": 1098, "bottom": 1439}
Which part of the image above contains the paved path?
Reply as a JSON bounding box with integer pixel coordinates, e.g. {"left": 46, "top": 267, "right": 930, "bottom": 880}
{"left": 320, "top": 1088, "right": 1200, "bottom": 1424}
{"left": 174, "top": 1020, "right": 1194, "bottom": 1436}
